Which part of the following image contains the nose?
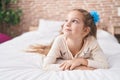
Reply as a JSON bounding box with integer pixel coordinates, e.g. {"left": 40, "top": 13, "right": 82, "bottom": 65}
{"left": 64, "top": 21, "right": 71, "bottom": 27}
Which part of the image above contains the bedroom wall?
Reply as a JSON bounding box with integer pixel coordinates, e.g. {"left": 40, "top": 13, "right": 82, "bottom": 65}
{"left": 1, "top": 0, "right": 120, "bottom": 37}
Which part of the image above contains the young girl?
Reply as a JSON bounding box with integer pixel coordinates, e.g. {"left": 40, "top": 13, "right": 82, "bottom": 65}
{"left": 43, "top": 9, "right": 109, "bottom": 71}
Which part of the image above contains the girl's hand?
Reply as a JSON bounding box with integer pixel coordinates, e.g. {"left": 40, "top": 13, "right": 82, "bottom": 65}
{"left": 74, "top": 66, "right": 96, "bottom": 70}
{"left": 59, "top": 58, "right": 82, "bottom": 70}
{"left": 59, "top": 60, "right": 72, "bottom": 70}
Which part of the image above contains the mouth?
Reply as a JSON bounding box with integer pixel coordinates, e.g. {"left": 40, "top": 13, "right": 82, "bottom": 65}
{"left": 65, "top": 28, "right": 72, "bottom": 31}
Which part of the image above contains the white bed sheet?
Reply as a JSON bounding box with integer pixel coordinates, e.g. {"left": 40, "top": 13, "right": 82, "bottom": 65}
{"left": 0, "top": 30, "right": 120, "bottom": 80}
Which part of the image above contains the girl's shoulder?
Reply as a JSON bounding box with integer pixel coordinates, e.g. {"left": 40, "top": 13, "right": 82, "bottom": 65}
{"left": 54, "top": 34, "right": 65, "bottom": 42}
{"left": 55, "top": 34, "right": 64, "bottom": 39}
{"left": 84, "top": 36, "right": 98, "bottom": 48}
{"left": 86, "top": 36, "right": 97, "bottom": 42}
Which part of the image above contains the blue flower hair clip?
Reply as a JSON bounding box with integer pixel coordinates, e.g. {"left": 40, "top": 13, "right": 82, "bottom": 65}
{"left": 90, "top": 10, "right": 100, "bottom": 24}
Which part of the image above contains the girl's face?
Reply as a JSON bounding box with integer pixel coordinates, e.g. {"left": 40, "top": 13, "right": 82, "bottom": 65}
{"left": 63, "top": 10, "right": 90, "bottom": 39}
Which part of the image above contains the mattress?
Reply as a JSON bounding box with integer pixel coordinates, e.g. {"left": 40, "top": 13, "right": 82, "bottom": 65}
{"left": 0, "top": 30, "right": 120, "bottom": 80}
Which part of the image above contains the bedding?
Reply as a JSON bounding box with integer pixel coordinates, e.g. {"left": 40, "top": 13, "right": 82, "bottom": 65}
{"left": 0, "top": 19, "right": 120, "bottom": 80}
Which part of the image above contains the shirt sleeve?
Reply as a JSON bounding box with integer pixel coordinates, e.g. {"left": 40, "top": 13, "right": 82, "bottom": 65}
{"left": 87, "top": 40, "right": 109, "bottom": 69}
{"left": 43, "top": 35, "right": 62, "bottom": 70}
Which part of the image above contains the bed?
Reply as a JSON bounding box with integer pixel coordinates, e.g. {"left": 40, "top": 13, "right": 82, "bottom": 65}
{"left": 0, "top": 19, "right": 120, "bottom": 80}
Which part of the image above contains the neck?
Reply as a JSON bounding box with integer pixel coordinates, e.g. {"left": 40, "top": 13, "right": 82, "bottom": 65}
{"left": 67, "top": 37, "right": 83, "bottom": 45}
{"left": 66, "top": 37, "right": 84, "bottom": 56}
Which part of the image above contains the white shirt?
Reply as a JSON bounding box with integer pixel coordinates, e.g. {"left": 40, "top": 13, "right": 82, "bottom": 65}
{"left": 43, "top": 35, "right": 109, "bottom": 70}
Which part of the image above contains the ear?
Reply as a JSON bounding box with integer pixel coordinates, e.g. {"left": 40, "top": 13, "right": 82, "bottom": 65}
{"left": 83, "top": 27, "right": 90, "bottom": 36}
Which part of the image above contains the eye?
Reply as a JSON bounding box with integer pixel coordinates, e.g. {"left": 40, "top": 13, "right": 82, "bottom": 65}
{"left": 72, "top": 20, "right": 78, "bottom": 23}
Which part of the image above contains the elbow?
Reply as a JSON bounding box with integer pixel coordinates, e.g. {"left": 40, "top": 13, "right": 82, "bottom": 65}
{"left": 102, "top": 62, "right": 109, "bottom": 69}
{"left": 97, "top": 61, "right": 109, "bottom": 69}
{"left": 87, "top": 59, "right": 109, "bottom": 69}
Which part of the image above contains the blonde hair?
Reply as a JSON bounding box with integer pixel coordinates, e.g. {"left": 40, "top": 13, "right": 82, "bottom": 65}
{"left": 26, "top": 27, "right": 63, "bottom": 55}
{"left": 26, "top": 44, "right": 51, "bottom": 55}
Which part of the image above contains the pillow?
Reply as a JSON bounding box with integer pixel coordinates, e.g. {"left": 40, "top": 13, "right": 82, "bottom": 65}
{"left": 36, "top": 19, "right": 64, "bottom": 44}
{"left": 97, "top": 29, "right": 120, "bottom": 56}
{"left": 38, "top": 19, "right": 64, "bottom": 34}
{"left": 97, "top": 29, "right": 118, "bottom": 43}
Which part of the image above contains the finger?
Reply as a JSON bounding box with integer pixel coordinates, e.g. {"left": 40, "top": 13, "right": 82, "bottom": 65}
{"left": 60, "top": 64, "right": 66, "bottom": 71}
{"left": 64, "top": 64, "right": 71, "bottom": 70}
{"left": 59, "top": 62, "right": 66, "bottom": 67}
{"left": 70, "top": 64, "right": 76, "bottom": 70}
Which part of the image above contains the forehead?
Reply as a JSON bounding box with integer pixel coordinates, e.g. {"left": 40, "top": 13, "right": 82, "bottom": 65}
{"left": 67, "top": 10, "right": 84, "bottom": 19}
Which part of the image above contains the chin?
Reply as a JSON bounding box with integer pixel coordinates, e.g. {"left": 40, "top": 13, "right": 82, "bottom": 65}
{"left": 64, "top": 33, "right": 71, "bottom": 37}
{"left": 63, "top": 30, "right": 72, "bottom": 36}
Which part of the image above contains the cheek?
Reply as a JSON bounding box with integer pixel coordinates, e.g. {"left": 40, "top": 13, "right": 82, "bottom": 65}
{"left": 62, "top": 26, "right": 66, "bottom": 32}
{"left": 73, "top": 26, "right": 83, "bottom": 34}
{"left": 73, "top": 28, "right": 83, "bottom": 36}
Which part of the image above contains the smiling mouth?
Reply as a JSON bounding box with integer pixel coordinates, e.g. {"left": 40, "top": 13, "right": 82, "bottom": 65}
{"left": 65, "top": 29, "right": 72, "bottom": 31}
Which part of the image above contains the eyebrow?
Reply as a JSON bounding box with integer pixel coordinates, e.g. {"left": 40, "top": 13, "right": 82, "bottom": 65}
{"left": 66, "top": 16, "right": 82, "bottom": 22}
{"left": 74, "top": 18, "right": 81, "bottom": 20}
{"left": 72, "top": 17, "right": 82, "bottom": 22}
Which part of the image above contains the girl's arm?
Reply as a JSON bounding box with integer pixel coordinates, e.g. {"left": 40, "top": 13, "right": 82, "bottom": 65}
{"left": 59, "top": 43, "right": 109, "bottom": 70}
{"left": 86, "top": 42, "right": 109, "bottom": 69}
{"left": 43, "top": 36, "right": 62, "bottom": 70}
